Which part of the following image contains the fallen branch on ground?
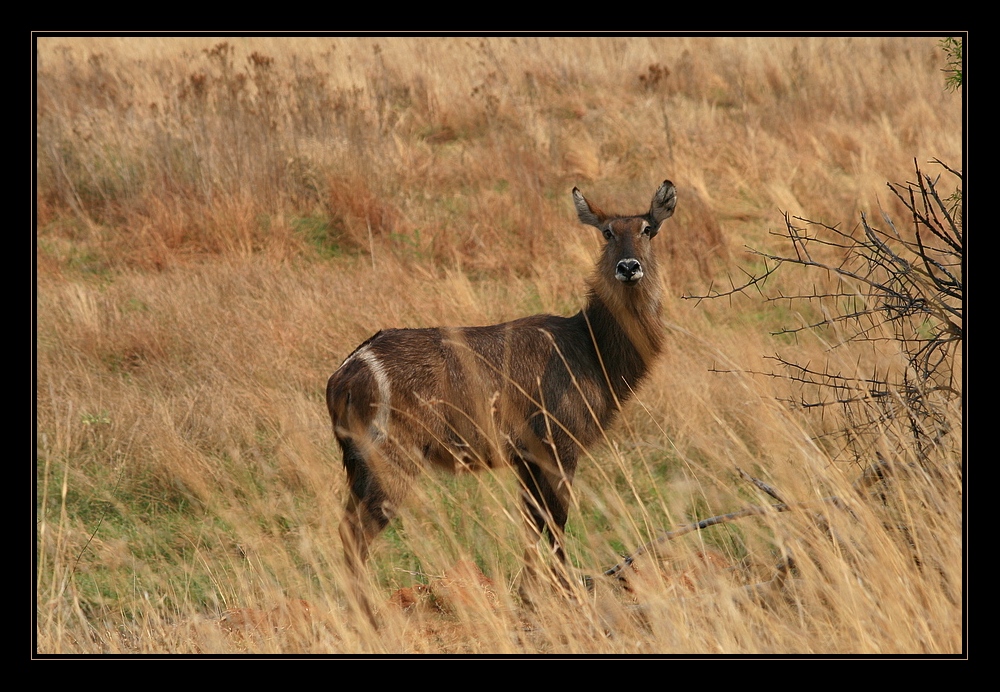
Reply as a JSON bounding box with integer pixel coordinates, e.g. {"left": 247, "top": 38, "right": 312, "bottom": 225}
{"left": 602, "top": 495, "right": 851, "bottom": 581}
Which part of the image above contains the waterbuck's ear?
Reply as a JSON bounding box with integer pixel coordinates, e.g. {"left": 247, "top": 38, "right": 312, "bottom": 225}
{"left": 649, "top": 180, "right": 678, "bottom": 227}
{"left": 573, "top": 187, "right": 605, "bottom": 229}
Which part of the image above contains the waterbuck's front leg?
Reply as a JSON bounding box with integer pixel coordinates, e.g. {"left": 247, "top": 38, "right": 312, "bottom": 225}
{"left": 515, "top": 450, "right": 576, "bottom": 601}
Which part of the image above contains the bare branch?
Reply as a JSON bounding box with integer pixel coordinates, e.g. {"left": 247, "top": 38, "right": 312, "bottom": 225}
{"left": 603, "top": 496, "right": 851, "bottom": 581}
{"left": 736, "top": 466, "right": 788, "bottom": 504}
{"left": 683, "top": 259, "right": 780, "bottom": 304}
{"left": 693, "top": 160, "right": 961, "bottom": 468}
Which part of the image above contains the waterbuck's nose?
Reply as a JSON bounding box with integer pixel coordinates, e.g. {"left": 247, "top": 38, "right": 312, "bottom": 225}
{"left": 616, "top": 258, "right": 643, "bottom": 282}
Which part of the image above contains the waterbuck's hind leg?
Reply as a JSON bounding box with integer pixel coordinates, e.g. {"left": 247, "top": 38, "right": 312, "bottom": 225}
{"left": 339, "top": 502, "right": 379, "bottom": 628}
{"left": 338, "top": 437, "right": 393, "bottom": 628}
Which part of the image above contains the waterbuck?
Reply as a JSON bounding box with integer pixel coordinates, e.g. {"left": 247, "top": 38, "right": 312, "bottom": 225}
{"left": 327, "top": 180, "right": 677, "bottom": 617}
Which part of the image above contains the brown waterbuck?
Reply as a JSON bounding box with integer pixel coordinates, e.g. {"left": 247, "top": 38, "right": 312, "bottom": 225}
{"left": 327, "top": 180, "right": 677, "bottom": 620}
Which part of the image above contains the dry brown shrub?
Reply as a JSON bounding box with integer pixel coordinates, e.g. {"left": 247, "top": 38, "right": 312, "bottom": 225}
{"left": 219, "top": 598, "right": 314, "bottom": 636}
{"left": 325, "top": 173, "right": 400, "bottom": 249}
{"left": 386, "top": 561, "right": 500, "bottom": 616}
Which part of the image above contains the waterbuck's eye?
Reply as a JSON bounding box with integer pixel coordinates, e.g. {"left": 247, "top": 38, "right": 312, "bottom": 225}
{"left": 603, "top": 228, "right": 614, "bottom": 240}
{"left": 640, "top": 223, "right": 652, "bottom": 236}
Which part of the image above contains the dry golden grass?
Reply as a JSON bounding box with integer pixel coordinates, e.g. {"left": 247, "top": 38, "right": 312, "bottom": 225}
{"left": 36, "top": 36, "right": 962, "bottom": 655}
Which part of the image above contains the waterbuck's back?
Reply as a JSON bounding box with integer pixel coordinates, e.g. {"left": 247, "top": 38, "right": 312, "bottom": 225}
{"left": 327, "top": 310, "right": 620, "bottom": 473}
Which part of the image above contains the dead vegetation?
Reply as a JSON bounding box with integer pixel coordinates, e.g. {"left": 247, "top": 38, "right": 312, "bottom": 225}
{"left": 35, "top": 36, "right": 963, "bottom": 656}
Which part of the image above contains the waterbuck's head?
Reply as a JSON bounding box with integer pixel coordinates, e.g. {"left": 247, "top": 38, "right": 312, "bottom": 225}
{"left": 573, "top": 180, "right": 677, "bottom": 288}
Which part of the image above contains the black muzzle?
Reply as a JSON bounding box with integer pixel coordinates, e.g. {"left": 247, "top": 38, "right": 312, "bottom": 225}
{"left": 615, "top": 259, "right": 643, "bottom": 283}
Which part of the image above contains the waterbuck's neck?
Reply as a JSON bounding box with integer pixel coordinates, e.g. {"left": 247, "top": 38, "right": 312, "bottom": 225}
{"left": 582, "top": 273, "right": 664, "bottom": 403}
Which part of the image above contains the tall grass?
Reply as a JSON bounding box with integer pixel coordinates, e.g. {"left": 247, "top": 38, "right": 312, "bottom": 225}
{"left": 36, "top": 36, "right": 962, "bottom": 655}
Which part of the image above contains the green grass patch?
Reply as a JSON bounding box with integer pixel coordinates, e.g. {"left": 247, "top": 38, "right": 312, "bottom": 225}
{"left": 293, "top": 214, "right": 342, "bottom": 258}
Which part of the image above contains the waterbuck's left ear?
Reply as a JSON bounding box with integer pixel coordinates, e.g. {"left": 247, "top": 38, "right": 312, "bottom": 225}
{"left": 573, "top": 187, "right": 606, "bottom": 229}
{"left": 649, "top": 180, "right": 678, "bottom": 227}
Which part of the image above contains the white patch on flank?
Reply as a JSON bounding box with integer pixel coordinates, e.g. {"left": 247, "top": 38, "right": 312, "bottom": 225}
{"left": 356, "top": 346, "right": 391, "bottom": 443}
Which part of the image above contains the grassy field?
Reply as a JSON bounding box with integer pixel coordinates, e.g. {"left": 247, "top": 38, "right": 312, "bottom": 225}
{"left": 35, "top": 36, "right": 963, "bottom": 655}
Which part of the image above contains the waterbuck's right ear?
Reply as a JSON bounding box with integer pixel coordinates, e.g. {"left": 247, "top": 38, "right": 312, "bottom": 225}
{"left": 573, "top": 187, "right": 605, "bottom": 229}
{"left": 649, "top": 180, "right": 678, "bottom": 226}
